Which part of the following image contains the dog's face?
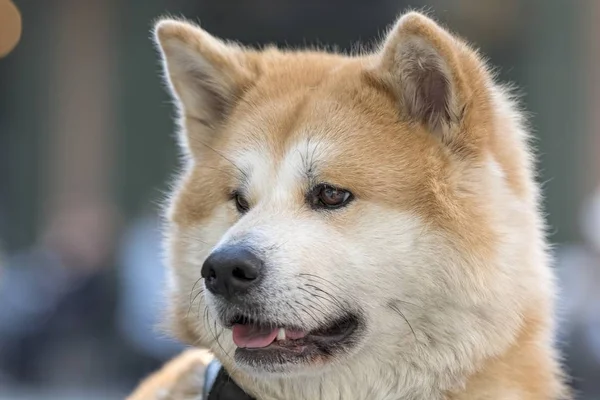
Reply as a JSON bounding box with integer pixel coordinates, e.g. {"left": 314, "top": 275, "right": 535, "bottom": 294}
{"left": 154, "top": 12, "right": 548, "bottom": 386}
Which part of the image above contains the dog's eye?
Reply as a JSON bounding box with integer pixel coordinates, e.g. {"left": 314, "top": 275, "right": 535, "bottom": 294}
{"left": 233, "top": 192, "right": 250, "bottom": 213}
{"left": 310, "top": 184, "right": 353, "bottom": 210}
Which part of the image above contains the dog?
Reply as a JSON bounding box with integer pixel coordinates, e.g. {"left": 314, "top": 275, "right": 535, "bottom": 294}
{"left": 129, "top": 10, "right": 570, "bottom": 400}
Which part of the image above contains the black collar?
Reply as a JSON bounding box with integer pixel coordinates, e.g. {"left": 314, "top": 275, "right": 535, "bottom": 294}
{"left": 204, "top": 360, "right": 256, "bottom": 400}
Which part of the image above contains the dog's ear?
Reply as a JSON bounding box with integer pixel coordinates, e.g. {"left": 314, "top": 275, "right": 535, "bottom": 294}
{"left": 153, "top": 19, "right": 256, "bottom": 131}
{"left": 376, "top": 12, "right": 474, "bottom": 138}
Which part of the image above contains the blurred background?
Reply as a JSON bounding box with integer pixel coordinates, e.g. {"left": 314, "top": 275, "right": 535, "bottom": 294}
{"left": 0, "top": 0, "right": 598, "bottom": 398}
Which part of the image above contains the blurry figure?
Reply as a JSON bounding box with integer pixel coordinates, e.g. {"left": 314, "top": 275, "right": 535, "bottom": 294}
{"left": 0, "top": 202, "right": 181, "bottom": 395}
{"left": 42, "top": 202, "right": 117, "bottom": 274}
{"left": 116, "top": 212, "right": 184, "bottom": 361}
{"left": 0, "top": 202, "right": 124, "bottom": 389}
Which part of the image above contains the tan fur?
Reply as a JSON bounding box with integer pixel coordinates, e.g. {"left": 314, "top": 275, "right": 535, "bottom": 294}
{"left": 131, "top": 11, "right": 569, "bottom": 400}
{"left": 128, "top": 349, "right": 213, "bottom": 400}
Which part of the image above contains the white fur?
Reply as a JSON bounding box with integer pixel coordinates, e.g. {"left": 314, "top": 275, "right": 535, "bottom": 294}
{"left": 164, "top": 102, "right": 553, "bottom": 399}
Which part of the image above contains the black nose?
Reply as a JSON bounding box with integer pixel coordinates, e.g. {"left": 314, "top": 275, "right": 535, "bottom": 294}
{"left": 201, "top": 246, "right": 263, "bottom": 299}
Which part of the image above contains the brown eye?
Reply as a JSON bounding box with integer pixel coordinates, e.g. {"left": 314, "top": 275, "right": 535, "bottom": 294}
{"left": 233, "top": 191, "right": 250, "bottom": 213}
{"left": 310, "top": 184, "right": 353, "bottom": 210}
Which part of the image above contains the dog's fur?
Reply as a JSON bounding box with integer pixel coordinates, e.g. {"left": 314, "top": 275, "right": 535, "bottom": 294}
{"left": 129, "top": 11, "right": 569, "bottom": 400}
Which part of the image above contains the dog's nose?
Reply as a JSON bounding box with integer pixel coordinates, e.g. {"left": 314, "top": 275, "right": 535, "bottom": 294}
{"left": 201, "top": 246, "right": 263, "bottom": 299}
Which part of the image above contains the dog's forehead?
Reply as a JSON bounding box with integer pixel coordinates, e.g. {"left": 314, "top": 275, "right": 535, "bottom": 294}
{"left": 231, "top": 134, "right": 332, "bottom": 199}
{"left": 225, "top": 89, "right": 433, "bottom": 201}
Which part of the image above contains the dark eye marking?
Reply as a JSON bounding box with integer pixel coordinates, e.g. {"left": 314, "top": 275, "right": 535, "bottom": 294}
{"left": 308, "top": 183, "right": 353, "bottom": 210}
{"left": 232, "top": 191, "right": 250, "bottom": 214}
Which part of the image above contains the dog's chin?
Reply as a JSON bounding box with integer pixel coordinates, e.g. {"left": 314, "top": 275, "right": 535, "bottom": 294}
{"left": 217, "top": 311, "right": 364, "bottom": 375}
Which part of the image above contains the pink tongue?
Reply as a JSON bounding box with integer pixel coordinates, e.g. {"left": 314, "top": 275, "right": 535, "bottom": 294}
{"left": 232, "top": 324, "right": 279, "bottom": 348}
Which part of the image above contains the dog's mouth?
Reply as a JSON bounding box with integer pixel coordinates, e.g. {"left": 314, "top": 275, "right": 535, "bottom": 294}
{"left": 227, "top": 313, "right": 362, "bottom": 370}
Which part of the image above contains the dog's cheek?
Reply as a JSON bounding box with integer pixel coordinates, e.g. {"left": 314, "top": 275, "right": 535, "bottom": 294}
{"left": 252, "top": 206, "right": 431, "bottom": 319}
{"left": 342, "top": 207, "right": 429, "bottom": 295}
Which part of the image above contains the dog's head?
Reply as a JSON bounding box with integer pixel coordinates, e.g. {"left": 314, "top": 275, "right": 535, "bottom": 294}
{"left": 153, "top": 11, "right": 551, "bottom": 386}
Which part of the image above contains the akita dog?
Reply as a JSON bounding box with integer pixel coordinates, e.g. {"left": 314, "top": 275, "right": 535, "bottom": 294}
{"left": 129, "top": 11, "right": 569, "bottom": 400}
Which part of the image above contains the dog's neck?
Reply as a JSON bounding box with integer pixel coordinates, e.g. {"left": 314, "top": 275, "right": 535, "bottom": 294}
{"left": 222, "top": 357, "right": 446, "bottom": 400}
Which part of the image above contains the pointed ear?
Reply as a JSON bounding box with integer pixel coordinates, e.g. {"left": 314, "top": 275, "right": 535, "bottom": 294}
{"left": 376, "top": 12, "right": 472, "bottom": 135}
{"left": 153, "top": 19, "right": 256, "bottom": 130}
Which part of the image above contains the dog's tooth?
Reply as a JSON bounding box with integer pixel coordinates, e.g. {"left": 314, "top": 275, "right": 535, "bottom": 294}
{"left": 277, "top": 328, "right": 286, "bottom": 341}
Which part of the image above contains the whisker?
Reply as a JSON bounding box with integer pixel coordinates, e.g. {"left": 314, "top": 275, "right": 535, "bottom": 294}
{"left": 284, "top": 300, "right": 304, "bottom": 325}
{"left": 265, "top": 240, "right": 289, "bottom": 253}
{"left": 294, "top": 300, "right": 320, "bottom": 327}
{"left": 204, "top": 307, "right": 233, "bottom": 361}
{"left": 189, "top": 277, "right": 204, "bottom": 304}
{"left": 388, "top": 302, "right": 417, "bottom": 342}
{"left": 303, "top": 284, "right": 347, "bottom": 312}
{"left": 298, "top": 287, "right": 346, "bottom": 316}
{"left": 392, "top": 298, "right": 423, "bottom": 310}
{"left": 297, "top": 148, "right": 307, "bottom": 174}
{"left": 188, "top": 287, "right": 205, "bottom": 317}
{"left": 297, "top": 273, "right": 348, "bottom": 295}
{"left": 187, "top": 135, "right": 248, "bottom": 181}
{"left": 309, "top": 137, "right": 319, "bottom": 173}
